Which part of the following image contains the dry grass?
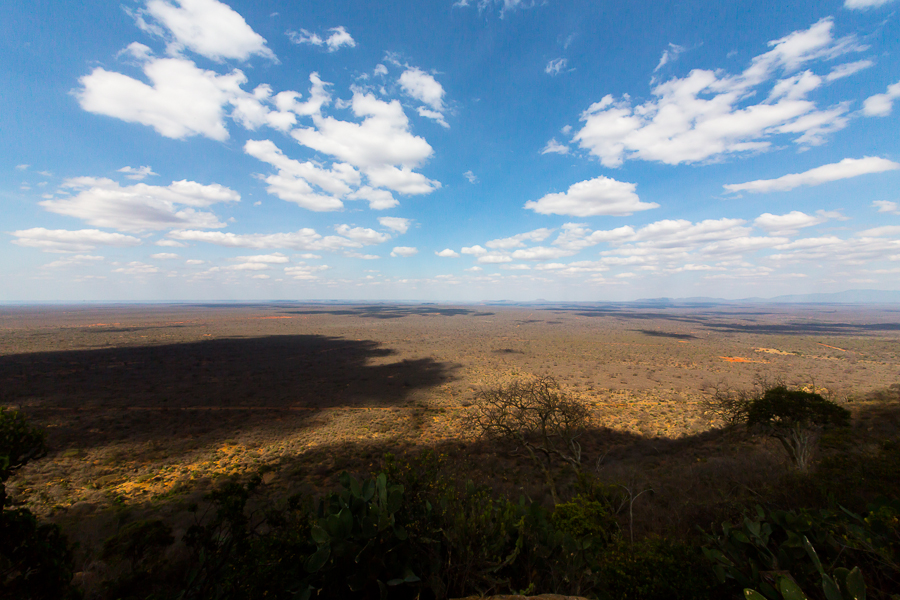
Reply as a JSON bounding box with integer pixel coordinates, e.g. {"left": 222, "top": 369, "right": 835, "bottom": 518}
{"left": 1, "top": 301, "right": 899, "bottom": 586}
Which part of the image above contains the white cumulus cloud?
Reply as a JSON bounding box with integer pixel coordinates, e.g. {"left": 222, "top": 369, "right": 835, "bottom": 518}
{"left": 378, "top": 216, "right": 411, "bottom": 234}
{"left": 863, "top": 81, "right": 900, "bottom": 117}
{"left": 77, "top": 57, "right": 248, "bottom": 141}
{"left": 40, "top": 177, "right": 239, "bottom": 232}
{"left": 754, "top": 211, "right": 828, "bottom": 235}
{"left": 244, "top": 139, "right": 356, "bottom": 211}
{"left": 724, "top": 157, "right": 899, "bottom": 194}
{"left": 873, "top": 200, "right": 900, "bottom": 214}
{"left": 287, "top": 26, "right": 356, "bottom": 51}
{"left": 138, "top": 0, "right": 275, "bottom": 61}
{"left": 524, "top": 176, "right": 659, "bottom": 217}
{"left": 486, "top": 228, "right": 554, "bottom": 249}
{"left": 118, "top": 165, "right": 158, "bottom": 180}
{"left": 545, "top": 58, "right": 568, "bottom": 76}
{"left": 844, "top": 0, "right": 896, "bottom": 9}
{"left": 541, "top": 139, "right": 569, "bottom": 155}
{"left": 292, "top": 90, "right": 440, "bottom": 195}
{"left": 435, "top": 249, "right": 460, "bottom": 257}
{"left": 399, "top": 67, "right": 448, "bottom": 127}
{"left": 391, "top": 246, "right": 418, "bottom": 257}
{"left": 573, "top": 18, "right": 863, "bottom": 167}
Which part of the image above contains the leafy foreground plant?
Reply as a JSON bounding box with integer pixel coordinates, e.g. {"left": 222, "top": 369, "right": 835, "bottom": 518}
{"left": 0, "top": 407, "right": 79, "bottom": 600}
{"left": 703, "top": 501, "right": 900, "bottom": 599}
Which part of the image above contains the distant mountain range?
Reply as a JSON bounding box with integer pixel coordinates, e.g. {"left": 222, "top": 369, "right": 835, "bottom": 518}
{"left": 633, "top": 289, "right": 900, "bottom": 305}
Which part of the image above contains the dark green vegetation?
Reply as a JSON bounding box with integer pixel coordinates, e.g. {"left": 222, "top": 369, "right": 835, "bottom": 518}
{"left": 1, "top": 407, "right": 78, "bottom": 599}
{"left": 3, "top": 379, "right": 900, "bottom": 600}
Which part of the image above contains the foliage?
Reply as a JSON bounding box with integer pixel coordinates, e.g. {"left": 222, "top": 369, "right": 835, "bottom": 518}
{"left": 462, "top": 375, "right": 592, "bottom": 504}
{"left": 746, "top": 386, "right": 850, "bottom": 472}
{"left": 746, "top": 387, "right": 851, "bottom": 432}
{"left": 0, "top": 406, "right": 47, "bottom": 483}
{"left": 180, "top": 471, "right": 422, "bottom": 600}
{"left": 703, "top": 502, "right": 900, "bottom": 599}
{"left": 812, "top": 440, "right": 900, "bottom": 512}
{"left": 703, "top": 381, "right": 755, "bottom": 427}
{"left": 552, "top": 494, "right": 615, "bottom": 541}
{"left": 0, "top": 406, "right": 78, "bottom": 600}
{"left": 594, "top": 537, "right": 715, "bottom": 600}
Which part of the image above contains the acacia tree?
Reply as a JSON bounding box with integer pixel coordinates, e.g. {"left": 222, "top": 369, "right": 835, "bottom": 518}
{"left": 462, "top": 376, "right": 591, "bottom": 504}
{"left": 745, "top": 386, "right": 850, "bottom": 472}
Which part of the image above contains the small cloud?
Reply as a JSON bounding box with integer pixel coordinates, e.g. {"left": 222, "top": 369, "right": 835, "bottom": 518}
{"left": 654, "top": 43, "right": 685, "bottom": 72}
{"left": 844, "top": 0, "right": 896, "bottom": 9}
{"left": 288, "top": 26, "right": 356, "bottom": 51}
{"left": 15, "top": 164, "right": 29, "bottom": 171}
{"left": 118, "top": 42, "right": 153, "bottom": 61}
{"left": 156, "top": 239, "right": 187, "bottom": 247}
{"left": 374, "top": 64, "right": 388, "bottom": 76}
{"left": 863, "top": 81, "right": 900, "bottom": 117}
{"left": 465, "top": 266, "right": 482, "bottom": 272}
{"left": 825, "top": 59, "right": 874, "bottom": 82}
{"left": 324, "top": 26, "right": 356, "bottom": 51}
{"left": 463, "top": 170, "right": 478, "bottom": 183}
{"left": 545, "top": 58, "right": 568, "bottom": 76}
{"left": 461, "top": 245, "right": 487, "bottom": 256}
{"left": 541, "top": 138, "right": 569, "bottom": 155}
{"left": 186, "top": 259, "right": 205, "bottom": 265}
{"left": 151, "top": 252, "right": 179, "bottom": 259}
{"left": 724, "top": 157, "right": 900, "bottom": 194}
{"left": 118, "top": 165, "right": 158, "bottom": 180}
{"left": 436, "top": 249, "right": 460, "bottom": 257}
{"left": 873, "top": 200, "right": 900, "bottom": 215}
{"left": 113, "top": 261, "right": 160, "bottom": 275}
{"left": 378, "top": 216, "right": 411, "bottom": 234}
{"left": 390, "top": 246, "right": 418, "bottom": 257}
{"left": 525, "top": 176, "right": 658, "bottom": 217}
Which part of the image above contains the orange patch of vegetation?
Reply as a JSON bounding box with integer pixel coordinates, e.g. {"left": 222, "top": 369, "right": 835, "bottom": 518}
{"left": 719, "top": 356, "right": 768, "bottom": 363}
{"left": 257, "top": 316, "right": 294, "bottom": 319}
{"left": 754, "top": 347, "right": 793, "bottom": 355}
{"left": 817, "top": 343, "right": 849, "bottom": 352}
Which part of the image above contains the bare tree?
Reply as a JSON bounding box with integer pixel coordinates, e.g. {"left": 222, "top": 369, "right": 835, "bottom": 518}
{"left": 462, "top": 375, "right": 591, "bottom": 504}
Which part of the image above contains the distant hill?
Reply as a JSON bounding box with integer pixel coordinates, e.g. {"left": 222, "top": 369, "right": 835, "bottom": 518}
{"left": 633, "top": 289, "right": 900, "bottom": 305}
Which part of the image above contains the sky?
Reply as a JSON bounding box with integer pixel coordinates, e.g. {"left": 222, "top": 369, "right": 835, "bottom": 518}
{"left": 2, "top": 0, "right": 900, "bottom": 302}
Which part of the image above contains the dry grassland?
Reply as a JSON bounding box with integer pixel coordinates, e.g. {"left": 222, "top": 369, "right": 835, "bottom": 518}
{"left": 2, "top": 301, "right": 899, "bottom": 562}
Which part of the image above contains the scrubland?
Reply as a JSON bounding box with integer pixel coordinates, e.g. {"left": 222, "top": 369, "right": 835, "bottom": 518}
{"left": 2, "top": 302, "right": 899, "bottom": 599}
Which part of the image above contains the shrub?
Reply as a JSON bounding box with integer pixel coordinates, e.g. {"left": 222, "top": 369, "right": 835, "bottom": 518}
{"left": 0, "top": 406, "right": 78, "bottom": 600}
{"left": 746, "top": 386, "right": 851, "bottom": 471}
{"left": 462, "top": 375, "right": 592, "bottom": 504}
{"left": 595, "top": 537, "right": 714, "bottom": 600}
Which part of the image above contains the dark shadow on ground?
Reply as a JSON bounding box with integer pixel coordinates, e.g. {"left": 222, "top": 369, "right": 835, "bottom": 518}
{"left": 544, "top": 306, "right": 900, "bottom": 336}
{"left": 282, "top": 306, "right": 494, "bottom": 319}
{"left": 0, "top": 334, "right": 456, "bottom": 449}
{"left": 634, "top": 329, "right": 698, "bottom": 340}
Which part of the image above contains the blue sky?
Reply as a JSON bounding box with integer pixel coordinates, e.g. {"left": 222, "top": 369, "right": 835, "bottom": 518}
{"left": 2, "top": 0, "right": 899, "bottom": 302}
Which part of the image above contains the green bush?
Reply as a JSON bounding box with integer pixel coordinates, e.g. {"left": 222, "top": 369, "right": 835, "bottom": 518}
{"left": 703, "top": 502, "right": 900, "bottom": 599}
{"left": 0, "top": 406, "right": 47, "bottom": 483}
{"left": 0, "top": 406, "right": 78, "bottom": 600}
{"left": 746, "top": 386, "right": 851, "bottom": 472}
{"left": 595, "top": 537, "right": 714, "bottom": 600}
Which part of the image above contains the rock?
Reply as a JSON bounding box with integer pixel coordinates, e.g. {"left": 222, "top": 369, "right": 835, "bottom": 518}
{"left": 452, "top": 595, "right": 589, "bottom": 600}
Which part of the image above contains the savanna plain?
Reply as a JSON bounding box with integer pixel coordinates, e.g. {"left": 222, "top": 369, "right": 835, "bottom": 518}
{"left": 3, "top": 301, "right": 900, "bottom": 599}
